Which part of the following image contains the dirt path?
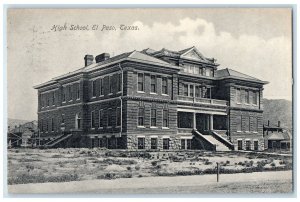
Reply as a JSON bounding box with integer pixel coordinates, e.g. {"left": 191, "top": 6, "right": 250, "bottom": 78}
{"left": 8, "top": 170, "right": 293, "bottom": 194}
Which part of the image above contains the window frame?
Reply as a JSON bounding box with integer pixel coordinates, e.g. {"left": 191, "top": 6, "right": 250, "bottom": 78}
{"left": 92, "top": 80, "right": 97, "bottom": 98}
{"left": 91, "top": 111, "right": 96, "bottom": 129}
{"left": 137, "top": 73, "right": 144, "bottom": 92}
{"left": 107, "top": 108, "right": 112, "bottom": 127}
{"left": 116, "top": 107, "right": 121, "bottom": 127}
{"left": 150, "top": 75, "right": 157, "bottom": 93}
{"left": 137, "top": 137, "right": 145, "bottom": 149}
{"left": 150, "top": 138, "right": 158, "bottom": 150}
{"left": 162, "top": 77, "right": 168, "bottom": 95}
{"left": 138, "top": 107, "right": 145, "bottom": 126}
{"left": 150, "top": 108, "right": 157, "bottom": 127}
{"left": 98, "top": 109, "right": 104, "bottom": 128}
{"left": 163, "top": 138, "right": 170, "bottom": 150}
{"left": 162, "top": 109, "right": 169, "bottom": 128}
{"left": 237, "top": 140, "right": 243, "bottom": 150}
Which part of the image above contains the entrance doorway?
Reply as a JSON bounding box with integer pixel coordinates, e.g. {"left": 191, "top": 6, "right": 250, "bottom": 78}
{"left": 196, "top": 114, "right": 210, "bottom": 133}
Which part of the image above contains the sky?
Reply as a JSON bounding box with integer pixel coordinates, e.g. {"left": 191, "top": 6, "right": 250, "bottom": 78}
{"left": 7, "top": 8, "right": 292, "bottom": 121}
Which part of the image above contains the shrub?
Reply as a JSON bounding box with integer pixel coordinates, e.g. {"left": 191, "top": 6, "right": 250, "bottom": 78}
{"left": 135, "top": 165, "right": 141, "bottom": 170}
{"left": 51, "top": 154, "right": 63, "bottom": 158}
{"left": 271, "top": 162, "right": 276, "bottom": 167}
{"left": 151, "top": 161, "right": 158, "bottom": 167}
{"left": 126, "top": 166, "right": 131, "bottom": 171}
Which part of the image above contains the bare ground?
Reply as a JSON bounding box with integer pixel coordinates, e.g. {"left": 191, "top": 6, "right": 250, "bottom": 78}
{"left": 8, "top": 170, "right": 293, "bottom": 194}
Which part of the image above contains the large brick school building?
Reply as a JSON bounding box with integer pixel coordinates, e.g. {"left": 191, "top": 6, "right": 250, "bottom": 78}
{"left": 34, "top": 46, "right": 268, "bottom": 151}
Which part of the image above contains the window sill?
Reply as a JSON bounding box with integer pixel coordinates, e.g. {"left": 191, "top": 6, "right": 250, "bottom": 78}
{"left": 62, "top": 101, "right": 66, "bottom": 103}
{"left": 236, "top": 102, "right": 242, "bottom": 105}
{"left": 162, "top": 94, "right": 169, "bottom": 96}
{"left": 91, "top": 128, "right": 95, "bottom": 130}
{"left": 98, "top": 127, "right": 103, "bottom": 129}
{"left": 107, "top": 126, "right": 112, "bottom": 128}
{"left": 99, "top": 95, "right": 104, "bottom": 97}
{"left": 108, "top": 93, "right": 113, "bottom": 96}
{"left": 76, "top": 98, "right": 80, "bottom": 101}
{"left": 137, "top": 126, "right": 146, "bottom": 128}
{"left": 116, "top": 126, "right": 121, "bottom": 128}
{"left": 68, "top": 100, "right": 73, "bottom": 102}
{"left": 91, "top": 96, "right": 96, "bottom": 99}
{"left": 150, "top": 126, "right": 158, "bottom": 129}
{"left": 137, "top": 91, "right": 145, "bottom": 94}
{"left": 150, "top": 92, "right": 157, "bottom": 95}
{"left": 162, "top": 127, "right": 169, "bottom": 129}
{"left": 253, "top": 132, "right": 258, "bottom": 134}
{"left": 237, "top": 131, "right": 242, "bottom": 133}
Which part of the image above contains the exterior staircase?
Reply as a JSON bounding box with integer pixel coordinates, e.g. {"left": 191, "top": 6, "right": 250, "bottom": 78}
{"left": 43, "top": 133, "right": 73, "bottom": 148}
{"left": 193, "top": 130, "right": 233, "bottom": 151}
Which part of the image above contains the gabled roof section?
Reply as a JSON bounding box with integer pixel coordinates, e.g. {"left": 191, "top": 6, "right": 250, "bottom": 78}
{"left": 128, "top": 51, "right": 172, "bottom": 66}
{"left": 141, "top": 48, "right": 157, "bottom": 55}
{"left": 216, "top": 68, "right": 268, "bottom": 84}
{"left": 179, "top": 46, "right": 217, "bottom": 64}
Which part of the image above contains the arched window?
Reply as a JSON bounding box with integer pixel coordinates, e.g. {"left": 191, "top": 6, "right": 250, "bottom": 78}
{"left": 75, "top": 113, "right": 81, "bottom": 129}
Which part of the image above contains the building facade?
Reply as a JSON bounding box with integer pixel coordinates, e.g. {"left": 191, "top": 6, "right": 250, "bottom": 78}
{"left": 34, "top": 46, "right": 268, "bottom": 151}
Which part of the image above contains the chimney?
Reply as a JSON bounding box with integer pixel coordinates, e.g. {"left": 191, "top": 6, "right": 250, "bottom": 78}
{"left": 268, "top": 120, "right": 270, "bottom": 126}
{"left": 84, "top": 55, "right": 94, "bottom": 66}
{"left": 278, "top": 121, "right": 281, "bottom": 127}
{"left": 95, "top": 53, "right": 110, "bottom": 63}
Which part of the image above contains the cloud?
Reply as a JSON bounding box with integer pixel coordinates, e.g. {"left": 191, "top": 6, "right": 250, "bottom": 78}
{"left": 8, "top": 17, "right": 292, "bottom": 120}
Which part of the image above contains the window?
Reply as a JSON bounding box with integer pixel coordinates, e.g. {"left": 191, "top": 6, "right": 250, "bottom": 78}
{"left": 253, "top": 117, "right": 258, "bottom": 132}
{"left": 40, "top": 119, "right": 44, "bottom": 132}
{"left": 254, "top": 141, "right": 259, "bottom": 151}
{"left": 61, "top": 114, "right": 65, "bottom": 125}
{"left": 245, "top": 90, "right": 250, "bottom": 104}
{"left": 181, "top": 139, "right": 185, "bottom": 150}
{"left": 183, "top": 84, "right": 188, "bottom": 96}
{"left": 237, "top": 115, "right": 242, "bottom": 131}
{"left": 245, "top": 140, "right": 251, "bottom": 151}
{"left": 47, "top": 94, "right": 50, "bottom": 107}
{"left": 46, "top": 118, "right": 49, "bottom": 132}
{"left": 116, "top": 107, "right": 121, "bottom": 126}
{"left": 62, "top": 88, "right": 66, "bottom": 102}
{"left": 245, "top": 116, "right": 250, "bottom": 132}
{"left": 195, "top": 86, "right": 201, "bottom": 97}
{"left": 51, "top": 118, "right": 54, "bottom": 132}
{"left": 138, "top": 108, "right": 144, "bottom": 126}
{"left": 76, "top": 83, "right": 80, "bottom": 99}
{"left": 107, "top": 108, "right": 112, "bottom": 127}
{"left": 92, "top": 80, "right": 96, "bottom": 97}
{"left": 210, "top": 69, "right": 214, "bottom": 77}
{"left": 151, "top": 109, "right": 157, "bottom": 127}
{"left": 68, "top": 85, "right": 72, "bottom": 101}
{"left": 202, "top": 67, "right": 206, "bottom": 76}
{"left": 189, "top": 85, "right": 194, "bottom": 97}
{"left": 236, "top": 88, "right": 241, "bottom": 103}
{"left": 253, "top": 91, "right": 258, "bottom": 105}
{"left": 52, "top": 92, "right": 55, "bottom": 106}
{"left": 117, "top": 73, "right": 122, "bottom": 92}
{"left": 195, "top": 66, "right": 200, "bottom": 74}
{"left": 91, "top": 111, "right": 96, "bottom": 128}
{"left": 151, "top": 138, "right": 157, "bottom": 149}
{"left": 138, "top": 138, "right": 145, "bottom": 149}
{"left": 238, "top": 140, "right": 243, "bottom": 150}
{"left": 162, "top": 77, "right": 168, "bottom": 94}
{"left": 181, "top": 139, "right": 192, "bottom": 150}
{"left": 206, "top": 68, "right": 211, "bottom": 77}
{"left": 109, "top": 76, "right": 113, "bottom": 94}
{"left": 188, "top": 65, "right": 194, "bottom": 74}
{"left": 204, "top": 87, "right": 211, "bottom": 98}
{"left": 76, "top": 113, "right": 81, "bottom": 129}
{"left": 98, "top": 78, "right": 103, "bottom": 96}
{"left": 163, "top": 109, "right": 169, "bottom": 128}
{"left": 187, "top": 139, "right": 192, "bottom": 149}
{"left": 163, "top": 138, "right": 169, "bottom": 150}
{"left": 138, "top": 73, "right": 144, "bottom": 92}
{"left": 151, "top": 75, "right": 157, "bottom": 93}
{"left": 99, "top": 110, "right": 104, "bottom": 128}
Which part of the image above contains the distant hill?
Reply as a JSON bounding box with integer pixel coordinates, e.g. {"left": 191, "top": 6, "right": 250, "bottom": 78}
{"left": 263, "top": 99, "right": 292, "bottom": 130}
{"left": 8, "top": 118, "right": 33, "bottom": 129}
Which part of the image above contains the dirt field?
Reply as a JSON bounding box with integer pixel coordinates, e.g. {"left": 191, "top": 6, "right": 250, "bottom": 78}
{"left": 7, "top": 148, "right": 293, "bottom": 185}
{"left": 8, "top": 170, "right": 293, "bottom": 194}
